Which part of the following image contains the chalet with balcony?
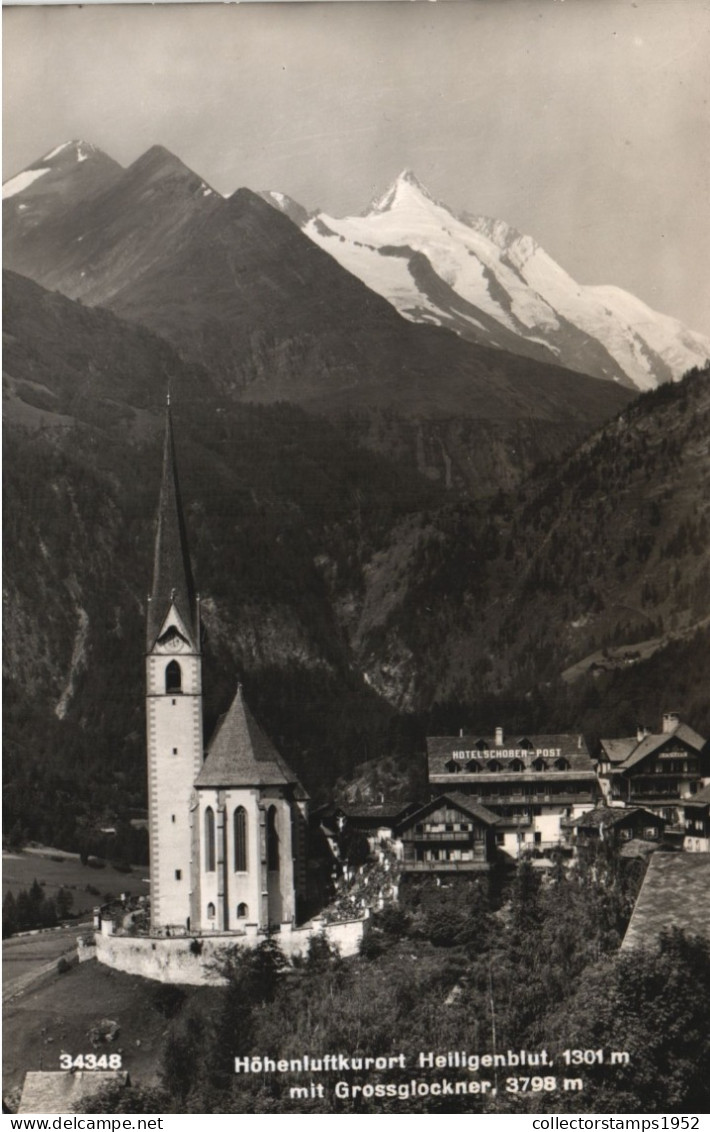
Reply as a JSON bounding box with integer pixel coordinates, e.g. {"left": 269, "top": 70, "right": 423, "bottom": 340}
{"left": 682, "top": 783, "right": 710, "bottom": 853}
{"left": 563, "top": 805, "right": 666, "bottom": 851}
{"left": 395, "top": 792, "right": 499, "bottom": 872}
{"left": 596, "top": 713, "right": 709, "bottom": 824}
{"left": 426, "top": 728, "right": 598, "bottom": 858}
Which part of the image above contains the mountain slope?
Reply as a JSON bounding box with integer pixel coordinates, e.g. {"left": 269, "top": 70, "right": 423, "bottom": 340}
{"left": 339, "top": 364, "right": 710, "bottom": 718}
{"left": 4, "top": 143, "right": 633, "bottom": 493}
{"left": 3, "top": 145, "right": 222, "bottom": 306}
{"left": 3, "top": 270, "right": 708, "bottom": 854}
{"left": 284, "top": 171, "right": 710, "bottom": 392}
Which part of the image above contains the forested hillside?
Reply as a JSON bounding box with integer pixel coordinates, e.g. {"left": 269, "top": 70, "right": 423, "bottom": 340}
{"left": 3, "top": 262, "right": 709, "bottom": 851}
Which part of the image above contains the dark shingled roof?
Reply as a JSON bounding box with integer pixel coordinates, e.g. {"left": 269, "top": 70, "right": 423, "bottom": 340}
{"left": 18, "top": 1071, "right": 129, "bottom": 1114}
{"left": 146, "top": 407, "right": 198, "bottom": 651}
{"left": 427, "top": 733, "right": 595, "bottom": 777}
{"left": 599, "top": 738, "right": 638, "bottom": 764}
{"left": 619, "top": 723, "right": 707, "bottom": 770}
{"left": 398, "top": 792, "right": 500, "bottom": 830}
{"left": 685, "top": 783, "right": 710, "bottom": 808}
{"left": 196, "top": 685, "right": 306, "bottom": 793}
{"left": 622, "top": 853, "right": 710, "bottom": 950}
{"left": 599, "top": 722, "right": 707, "bottom": 772}
{"left": 565, "top": 805, "right": 664, "bottom": 830}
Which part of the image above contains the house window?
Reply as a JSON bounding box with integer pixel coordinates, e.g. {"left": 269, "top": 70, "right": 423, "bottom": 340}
{"left": 234, "top": 807, "right": 248, "bottom": 872}
{"left": 165, "top": 660, "right": 182, "bottom": 693}
{"left": 172, "top": 747, "right": 178, "bottom": 756}
{"left": 237, "top": 903, "right": 248, "bottom": 919}
{"left": 555, "top": 758, "right": 570, "bottom": 770}
{"left": 207, "top": 902, "right": 216, "bottom": 919}
{"left": 205, "top": 806, "right": 216, "bottom": 872}
{"left": 487, "top": 760, "right": 501, "bottom": 772}
{"left": 645, "top": 827, "right": 658, "bottom": 840}
{"left": 445, "top": 760, "right": 460, "bottom": 773}
{"left": 532, "top": 758, "right": 548, "bottom": 771}
{"left": 171, "top": 815, "right": 176, "bottom": 823}
{"left": 175, "top": 869, "right": 182, "bottom": 880}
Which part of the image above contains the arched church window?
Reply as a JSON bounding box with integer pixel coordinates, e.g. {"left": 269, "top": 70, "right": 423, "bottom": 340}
{"left": 205, "top": 806, "right": 216, "bottom": 872}
{"left": 207, "top": 902, "right": 216, "bottom": 919}
{"left": 267, "top": 806, "right": 280, "bottom": 871}
{"left": 165, "top": 660, "right": 182, "bottom": 693}
{"left": 237, "top": 902, "right": 248, "bottom": 919}
{"left": 234, "top": 807, "right": 248, "bottom": 872}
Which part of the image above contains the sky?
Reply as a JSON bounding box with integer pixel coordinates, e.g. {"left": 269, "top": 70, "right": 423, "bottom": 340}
{"left": 3, "top": 0, "right": 710, "bottom": 335}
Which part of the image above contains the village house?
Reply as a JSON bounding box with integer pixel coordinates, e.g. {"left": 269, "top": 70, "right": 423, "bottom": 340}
{"left": 426, "top": 729, "right": 598, "bottom": 858}
{"left": 596, "top": 713, "right": 709, "bottom": 824}
{"left": 682, "top": 783, "right": 710, "bottom": 852}
{"left": 394, "top": 792, "right": 499, "bottom": 872}
{"left": 562, "top": 804, "right": 666, "bottom": 851}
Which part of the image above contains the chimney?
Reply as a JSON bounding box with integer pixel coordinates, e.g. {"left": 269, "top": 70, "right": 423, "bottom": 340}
{"left": 662, "top": 712, "right": 679, "bottom": 734}
{"left": 637, "top": 725, "right": 649, "bottom": 742}
{"left": 495, "top": 727, "right": 504, "bottom": 747}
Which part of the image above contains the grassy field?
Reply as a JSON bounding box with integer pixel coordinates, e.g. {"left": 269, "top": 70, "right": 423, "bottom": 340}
{"left": 3, "top": 849, "right": 149, "bottom": 917}
{"left": 3, "top": 924, "right": 89, "bottom": 990}
{"left": 3, "top": 956, "right": 222, "bottom": 1107}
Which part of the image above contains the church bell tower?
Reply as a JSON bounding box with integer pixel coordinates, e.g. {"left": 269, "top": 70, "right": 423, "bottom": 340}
{"left": 146, "top": 404, "right": 203, "bottom": 929}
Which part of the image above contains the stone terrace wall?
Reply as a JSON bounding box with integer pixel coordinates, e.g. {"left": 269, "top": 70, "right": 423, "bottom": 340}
{"left": 94, "top": 916, "right": 365, "bottom": 986}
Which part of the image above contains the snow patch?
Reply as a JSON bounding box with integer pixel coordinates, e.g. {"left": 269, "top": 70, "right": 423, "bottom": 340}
{"left": 43, "top": 141, "right": 74, "bottom": 161}
{"left": 2, "top": 167, "right": 50, "bottom": 199}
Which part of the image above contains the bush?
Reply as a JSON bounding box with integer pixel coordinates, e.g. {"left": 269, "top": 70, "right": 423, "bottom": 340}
{"left": 152, "top": 984, "right": 187, "bottom": 1019}
{"left": 57, "top": 957, "right": 72, "bottom": 974}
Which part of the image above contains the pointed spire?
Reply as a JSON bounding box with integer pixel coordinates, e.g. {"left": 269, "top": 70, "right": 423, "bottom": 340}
{"left": 146, "top": 404, "right": 198, "bottom": 650}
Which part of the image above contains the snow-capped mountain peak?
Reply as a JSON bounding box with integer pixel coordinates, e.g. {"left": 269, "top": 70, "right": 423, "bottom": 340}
{"left": 41, "top": 139, "right": 98, "bottom": 165}
{"left": 296, "top": 172, "right": 710, "bottom": 391}
{"left": 366, "top": 169, "right": 441, "bottom": 216}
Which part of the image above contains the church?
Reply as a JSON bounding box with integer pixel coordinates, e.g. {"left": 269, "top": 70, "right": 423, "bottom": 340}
{"left": 145, "top": 406, "right": 308, "bottom": 934}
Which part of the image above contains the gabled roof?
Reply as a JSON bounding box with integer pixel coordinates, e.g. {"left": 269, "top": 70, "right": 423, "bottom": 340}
{"left": 427, "top": 733, "right": 594, "bottom": 776}
{"left": 622, "top": 853, "right": 710, "bottom": 950}
{"left": 685, "top": 783, "right": 710, "bottom": 808}
{"left": 18, "top": 1071, "right": 129, "bottom": 1114}
{"left": 611, "top": 723, "right": 707, "bottom": 772}
{"left": 598, "top": 738, "right": 638, "bottom": 764}
{"left": 146, "top": 406, "right": 198, "bottom": 651}
{"left": 397, "top": 792, "right": 500, "bottom": 830}
{"left": 196, "top": 684, "right": 306, "bottom": 793}
{"left": 566, "top": 805, "right": 665, "bottom": 831}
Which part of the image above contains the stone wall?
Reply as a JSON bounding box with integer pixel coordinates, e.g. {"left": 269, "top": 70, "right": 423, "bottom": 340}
{"left": 93, "top": 915, "right": 365, "bottom": 986}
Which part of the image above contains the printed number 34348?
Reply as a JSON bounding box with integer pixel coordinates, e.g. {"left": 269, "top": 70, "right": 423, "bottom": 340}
{"left": 59, "top": 1053, "right": 123, "bottom": 1070}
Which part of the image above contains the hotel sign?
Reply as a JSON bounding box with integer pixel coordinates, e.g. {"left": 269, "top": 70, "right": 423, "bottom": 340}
{"left": 451, "top": 748, "right": 562, "bottom": 760}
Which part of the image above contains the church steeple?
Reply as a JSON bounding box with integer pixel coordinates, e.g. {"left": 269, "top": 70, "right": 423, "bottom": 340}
{"left": 147, "top": 403, "right": 198, "bottom": 651}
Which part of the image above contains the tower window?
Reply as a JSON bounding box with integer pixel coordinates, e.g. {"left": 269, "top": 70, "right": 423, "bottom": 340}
{"left": 175, "top": 869, "right": 182, "bottom": 880}
{"left": 171, "top": 815, "right": 176, "bottom": 823}
{"left": 234, "top": 806, "right": 248, "bottom": 872}
{"left": 207, "top": 902, "right": 216, "bottom": 919}
{"left": 165, "top": 660, "right": 182, "bottom": 693}
{"left": 172, "top": 747, "right": 178, "bottom": 756}
{"left": 237, "top": 902, "right": 248, "bottom": 919}
{"left": 205, "top": 806, "right": 216, "bottom": 872}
